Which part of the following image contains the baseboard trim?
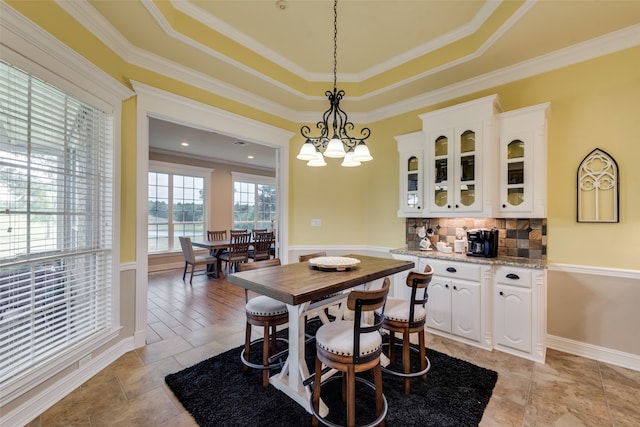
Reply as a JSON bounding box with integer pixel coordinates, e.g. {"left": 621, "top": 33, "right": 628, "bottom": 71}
{"left": 149, "top": 261, "right": 184, "bottom": 272}
{"left": 1, "top": 338, "right": 136, "bottom": 427}
{"left": 546, "top": 334, "right": 640, "bottom": 371}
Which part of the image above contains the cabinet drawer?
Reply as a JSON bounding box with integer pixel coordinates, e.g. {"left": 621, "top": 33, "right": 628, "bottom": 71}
{"left": 495, "top": 266, "right": 532, "bottom": 288}
{"left": 427, "top": 260, "right": 481, "bottom": 281}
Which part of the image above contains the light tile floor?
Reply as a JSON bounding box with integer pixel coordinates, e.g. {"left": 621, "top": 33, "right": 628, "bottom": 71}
{"left": 25, "top": 269, "right": 640, "bottom": 426}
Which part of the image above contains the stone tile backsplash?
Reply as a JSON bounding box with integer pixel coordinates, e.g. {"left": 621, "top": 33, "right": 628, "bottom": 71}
{"left": 405, "top": 217, "right": 547, "bottom": 259}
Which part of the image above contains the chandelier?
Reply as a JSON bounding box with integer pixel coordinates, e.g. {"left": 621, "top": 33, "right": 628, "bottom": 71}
{"left": 296, "top": 0, "right": 373, "bottom": 167}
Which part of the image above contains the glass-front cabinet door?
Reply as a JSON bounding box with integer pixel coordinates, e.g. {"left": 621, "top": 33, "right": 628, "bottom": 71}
{"left": 405, "top": 154, "right": 422, "bottom": 212}
{"left": 457, "top": 129, "right": 476, "bottom": 209}
{"left": 396, "top": 131, "right": 424, "bottom": 217}
{"left": 429, "top": 125, "right": 482, "bottom": 213}
{"left": 498, "top": 103, "right": 549, "bottom": 218}
{"left": 432, "top": 134, "right": 449, "bottom": 211}
{"left": 499, "top": 132, "right": 532, "bottom": 213}
{"left": 506, "top": 139, "right": 525, "bottom": 207}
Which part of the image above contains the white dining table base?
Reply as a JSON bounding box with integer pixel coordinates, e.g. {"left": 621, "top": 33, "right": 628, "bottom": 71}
{"left": 269, "top": 293, "right": 347, "bottom": 415}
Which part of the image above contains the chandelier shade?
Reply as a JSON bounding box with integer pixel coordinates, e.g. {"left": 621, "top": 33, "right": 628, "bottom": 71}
{"left": 307, "top": 151, "right": 327, "bottom": 167}
{"left": 297, "top": 0, "right": 372, "bottom": 167}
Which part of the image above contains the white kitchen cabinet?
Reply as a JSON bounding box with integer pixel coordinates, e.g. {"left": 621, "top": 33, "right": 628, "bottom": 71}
{"left": 390, "top": 254, "right": 418, "bottom": 299}
{"left": 497, "top": 103, "right": 550, "bottom": 218}
{"left": 420, "top": 95, "right": 502, "bottom": 217}
{"left": 396, "top": 132, "right": 424, "bottom": 217}
{"left": 425, "top": 259, "right": 492, "bottom": 349}
{"left": 494, "top": 283, "right": 532, "bottom": 352}
{"left": 426, "top": 275, "right": 481, "bottom": 342}
{"left": 493, "top": 265, "right": 546, "bottom": 362}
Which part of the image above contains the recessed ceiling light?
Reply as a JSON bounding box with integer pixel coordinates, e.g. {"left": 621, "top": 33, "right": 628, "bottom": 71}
{"left": 247, "top": 155, "right": 254, "bottom": 159}
{"left": 180, "top": 141, "right": 189, "bottom": 147}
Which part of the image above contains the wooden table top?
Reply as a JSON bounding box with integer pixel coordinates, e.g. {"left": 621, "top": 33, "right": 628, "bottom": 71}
{"left": 191, "top": 239, "right": 232, "bottom": 250}
{"left": 227, "top": 254, "right": 414, "bottom": 305}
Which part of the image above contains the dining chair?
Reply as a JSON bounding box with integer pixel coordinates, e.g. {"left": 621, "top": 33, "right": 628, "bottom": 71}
{"left": 207, "top": 229, "right": 227, "bottom": 241}
{"left": 217, "top": 232, "right": 251, "bottom": 273}
{"left": 208, "top": 229, "right": 229, "bottom": 270}
{"left": 237, "top": 258, "right": 288, "bottom": 387}
{"left": 311, "top": 277, "right": 391, "bottom": 427}
{"left": 377, "top": 264, "right": 433, "bottom": 395}
{"left": 298, "top": 251, "right": 326, "bottom": 262}
{"left": 251, "top": 228, "right": 268, "bottom": 238}
{"left": 250, "top": 231, "right": 274, "bottom": 261}
{"left": 178, "top": 236, "right": 216, "bottom": 285}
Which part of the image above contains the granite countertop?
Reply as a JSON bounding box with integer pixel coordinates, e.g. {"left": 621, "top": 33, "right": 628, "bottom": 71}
{"left": 390, "top": 248, "right": 547, "bottom": 269}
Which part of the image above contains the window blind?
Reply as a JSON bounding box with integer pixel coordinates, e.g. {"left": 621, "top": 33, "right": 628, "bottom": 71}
{"left": 0, "top": 60, "right": 113, "bottom": 390}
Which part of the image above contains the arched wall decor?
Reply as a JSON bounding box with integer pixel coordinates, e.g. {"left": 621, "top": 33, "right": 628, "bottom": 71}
{"left": 577, "top": 148, "right": 619, "bottom": 222}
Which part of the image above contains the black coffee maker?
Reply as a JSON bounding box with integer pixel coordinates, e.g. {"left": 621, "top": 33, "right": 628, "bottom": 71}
{"left": 466, "top": 228, "right": 498, "bottom": 258}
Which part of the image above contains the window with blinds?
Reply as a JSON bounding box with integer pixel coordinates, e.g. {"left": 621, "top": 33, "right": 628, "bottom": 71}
{"left": 0, "top": 60, "right": 114, "bottom": 393}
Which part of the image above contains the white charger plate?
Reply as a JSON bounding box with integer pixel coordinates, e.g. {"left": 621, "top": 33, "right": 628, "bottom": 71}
{"left": 308, "top": 256, "right": 361, "bottom": 271}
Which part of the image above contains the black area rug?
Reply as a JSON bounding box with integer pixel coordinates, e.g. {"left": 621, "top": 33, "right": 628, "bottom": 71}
{"left": 166, "top": 331, "right": 497, "bottom": 427}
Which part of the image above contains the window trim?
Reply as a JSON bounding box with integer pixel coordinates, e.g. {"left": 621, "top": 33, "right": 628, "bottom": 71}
{"left": 148, "top": 160, "right": 213, "bottom": 254}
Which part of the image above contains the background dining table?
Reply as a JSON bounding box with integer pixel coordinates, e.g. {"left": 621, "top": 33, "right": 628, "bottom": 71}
{"left": 228, "top": 254, "right": 415, "bottom": 413}
{"left": 190, "top": 239, "right": 231, "bottom": 278}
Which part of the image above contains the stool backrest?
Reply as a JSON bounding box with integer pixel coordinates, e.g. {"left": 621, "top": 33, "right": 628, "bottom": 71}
{"left": 237, "top": 258, "right": 281, "bottom": 272}
{"left": 347, "top": 277, "right": 391, "bottom": 363}
{"left": 406, "top": 265, "right": 433, "bottom": 327}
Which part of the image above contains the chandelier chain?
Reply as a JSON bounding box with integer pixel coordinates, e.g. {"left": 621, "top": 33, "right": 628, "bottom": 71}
{"left": 333, "top": 0, "right": 338, "bottom": 92}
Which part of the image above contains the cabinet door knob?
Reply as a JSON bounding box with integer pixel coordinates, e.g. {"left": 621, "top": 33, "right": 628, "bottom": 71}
{"left": 506, "top": 273, "right": 520, "bottom": 280}
{"left": 499, "top": 291, "right": 504, "bottom": 296}
{"left": 445, "top": 284, "right": 449, "bottom": 289}
{"left": 446, "top": 267, "right": 457, "bottom": 273}
{"left": 455, "top": 204, "right": 459, "bottom": 208}
{"left": 502, "top": 204, "right": 507, "bottom": 208}
{"left": 453, "top": 285, "right": 457, "bottom": 290}
{"left": 447, "top": 205, "right": 451, "bottom": 209}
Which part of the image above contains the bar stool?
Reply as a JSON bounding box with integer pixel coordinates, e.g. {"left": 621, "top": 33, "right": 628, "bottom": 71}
{"left": 237, "top": 259, "right": 288, "bottom": 387}
{"left": 311, "top": 278, "right": 391, "bottom": 427}
{"left": 377, "top": 265, "right": 433, "bottom": 395}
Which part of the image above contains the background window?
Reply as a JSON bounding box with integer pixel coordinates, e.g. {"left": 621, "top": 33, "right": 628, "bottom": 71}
{"left": 148, "top": 165, "right": 208, "bottom": 253}
{"left": 233, "top": 175, "right": 276, "bottom": 231}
